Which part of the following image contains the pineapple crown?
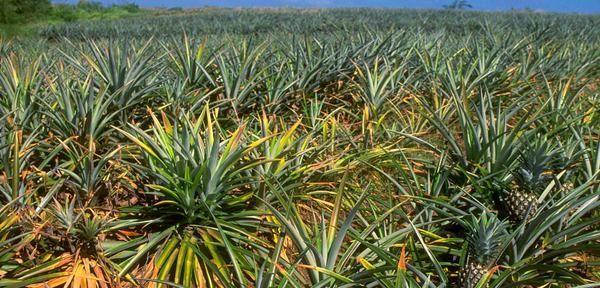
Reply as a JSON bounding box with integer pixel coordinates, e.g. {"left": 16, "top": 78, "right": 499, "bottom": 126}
{"left": 464, "top": 212, "right": 509, "bottom": 266}
{"left": 513, "top": 137, "right": 562, "bottom": 193}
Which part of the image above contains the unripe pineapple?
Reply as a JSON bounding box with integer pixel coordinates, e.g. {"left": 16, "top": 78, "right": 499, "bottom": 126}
{"left": 459, "top": 261, "right": 488, "bottom": 288}
{"left": 501, "top": 168, "right": 544, "bottom": 222}
{"left": 503, "top": 191, "right": 538, "bottom": 222}
{"left": 459, "top": 212, "right": 508, "bottom": 288}
{"left": 500, "top": 139, "right": 561, "bottom": 222}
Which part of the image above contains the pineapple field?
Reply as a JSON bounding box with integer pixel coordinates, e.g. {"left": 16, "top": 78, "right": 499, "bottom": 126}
{"left": 0, "top": 8, "right": 599, "bottom": 288}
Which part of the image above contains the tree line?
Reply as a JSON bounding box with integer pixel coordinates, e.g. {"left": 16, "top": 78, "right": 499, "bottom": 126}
{"left": 0, "top": 0, "right": 140, "bottom": 24}
{"left": 0, "top": 0, "right": 52, "bottom": 24}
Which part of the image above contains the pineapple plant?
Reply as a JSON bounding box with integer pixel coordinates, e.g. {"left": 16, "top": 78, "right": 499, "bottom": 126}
{"left": 499, "top": 138, "right": 561, "bottom": 222}
{"left": 1, "top": 8, "right": 599, "bottom": 288}
{"left": 459, "top": 212, "right": 508, "bottom": 288}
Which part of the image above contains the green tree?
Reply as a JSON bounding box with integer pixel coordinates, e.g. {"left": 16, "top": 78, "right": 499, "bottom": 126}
{"left": 443, "top": 0, "right": 473, "bottom": 9}
{"left": 0, "top": 0, "right": 51, "bottom": 24}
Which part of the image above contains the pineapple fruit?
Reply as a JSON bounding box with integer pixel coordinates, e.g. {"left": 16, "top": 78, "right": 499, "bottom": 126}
{"left": 459, "top": 212, "right": 508, "bottom": 288}
{"left": 500, "top": 139, "right": 561, "bottom": 222}
{"left": 500, "top": 168, "right": 543, "bottom": 222}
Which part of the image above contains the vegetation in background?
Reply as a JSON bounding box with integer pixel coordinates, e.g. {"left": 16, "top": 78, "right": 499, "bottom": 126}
{"left": 443, "top": 0, "right": 473, "bottom": 10}
{"left": 0, "top": 0, "right": 143, "bottom": 37}
{"left": 49, "top": 1, "right": 143, "bottom": 23}
{"left": 0, "top": 8, "right": 598, "bottom": 288}
{"left": 0, "top": 0, "right": 52, "bottom": 24}
{"left": 0, "top": 0, "right": 52, "bottom": 36}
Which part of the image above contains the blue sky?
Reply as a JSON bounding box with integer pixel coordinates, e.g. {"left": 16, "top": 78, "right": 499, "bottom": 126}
{"left": 55, "top": 0, "right": 600, "bottom": 14}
